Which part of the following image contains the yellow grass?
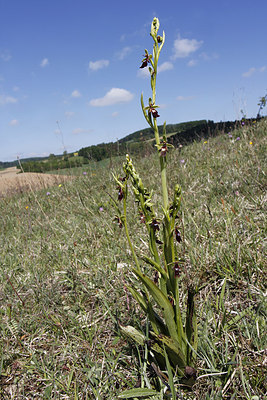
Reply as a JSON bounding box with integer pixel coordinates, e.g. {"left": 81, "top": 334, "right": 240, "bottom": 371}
{"left": 0, "top": 167, "right": 73, "bottom": 198}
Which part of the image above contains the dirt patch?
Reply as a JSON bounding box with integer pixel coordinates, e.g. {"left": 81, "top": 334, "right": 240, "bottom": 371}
{"left": 0, "top": 167, "right": 74, "bottom": 198}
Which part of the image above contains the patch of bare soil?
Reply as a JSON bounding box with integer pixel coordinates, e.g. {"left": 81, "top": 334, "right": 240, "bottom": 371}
{"left": 0, "top": 167, "right": 73, "bottom": 198}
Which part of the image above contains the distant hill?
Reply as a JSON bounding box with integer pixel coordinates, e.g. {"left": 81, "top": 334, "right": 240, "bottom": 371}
{"left": 0, "top": 156, "right": 57, "bottom": 169}
{"left": 2, "top": 118, "right": 261, "bottom": 172}
{"left": 0, "top": 160, "right": 19, "bottom": 169}
{"left": 118, "top": 120, "right": 206, "bottom": 143}
{"left": 78, "top": 120, "right": 211, "bottom": 162}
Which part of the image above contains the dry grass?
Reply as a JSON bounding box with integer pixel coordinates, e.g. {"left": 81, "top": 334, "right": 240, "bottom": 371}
{"left": 0, "top": 120, "right": 266, "bottom": 399}
{"left": 0, "top": 167, "right": 74, "bottom": 198}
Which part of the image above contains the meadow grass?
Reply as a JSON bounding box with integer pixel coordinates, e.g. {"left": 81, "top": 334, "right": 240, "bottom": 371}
{"left": 0, "top": 119, "right": 266, "bottom": 399}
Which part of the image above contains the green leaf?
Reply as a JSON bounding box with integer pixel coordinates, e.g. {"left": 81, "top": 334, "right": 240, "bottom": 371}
{"left": 141, "top": 255, "right": 168, "bottom": 280}
{"left": 158, "top": 30, "right": 165, "bottom": 53}
{"left": 119, "top": 324, "right": 145, "bottom": 346}
{"left": 128, "top": 287, "right": 167, "bottom": 335}
{"left": 128, "top": 286, "right": 148, "bottom": 313}
{"left": 132, "top": 268, "right": 179, "bottom": 344}
{"left": 118, "top": 388, "right": 159, "bottom": 398}
{"left": 150, "top": 331, "right": 186, "bottom": 371}
{"left": 224, "top": 306, "right": 253, "bottom": 331}
{"left": 185, "top": 288, "right": 198, "bottom": 363}
{"left": 163, "top": 345, "right": 177, "bottom": 399}
{"left": 141, "top": 93, "right": 153, "bottom": 128}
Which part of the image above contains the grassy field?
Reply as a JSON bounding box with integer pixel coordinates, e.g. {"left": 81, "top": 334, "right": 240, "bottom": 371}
{"left": 0, "top": 119, "right": 266, "bottom": 399}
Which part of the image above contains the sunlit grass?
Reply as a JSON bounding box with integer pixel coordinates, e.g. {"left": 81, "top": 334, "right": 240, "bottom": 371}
{"left": 0, "top": 119, "right": 266, "bottom": 398}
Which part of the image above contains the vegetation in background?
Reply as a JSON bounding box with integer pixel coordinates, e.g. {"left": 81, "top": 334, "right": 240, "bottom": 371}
{"left": 0, "top": 114, "right": 266, "bottom": 399}
{"left": 257, "top": 92, "right": 267, "bottom": 118}
{"left": 19, "top": 153, "right": 89, "bottom": 173}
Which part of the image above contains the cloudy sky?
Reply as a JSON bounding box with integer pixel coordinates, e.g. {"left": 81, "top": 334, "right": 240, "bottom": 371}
{"left": 0, "top": 0, "right": 266, "bottom": 162}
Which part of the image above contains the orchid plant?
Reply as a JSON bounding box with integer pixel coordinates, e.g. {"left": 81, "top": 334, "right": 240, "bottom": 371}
{"left": 113, "top": 18, "right": 198, "bottom": 394}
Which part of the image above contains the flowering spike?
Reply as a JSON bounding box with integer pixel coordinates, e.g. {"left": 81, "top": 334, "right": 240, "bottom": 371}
{"left": 150, "top": 17, "right": 160, "bottom": 39}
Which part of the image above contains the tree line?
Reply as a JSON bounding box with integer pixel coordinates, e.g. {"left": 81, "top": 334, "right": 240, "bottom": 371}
{"left": 16, "top": 118, "right": 262, "bottom": 173}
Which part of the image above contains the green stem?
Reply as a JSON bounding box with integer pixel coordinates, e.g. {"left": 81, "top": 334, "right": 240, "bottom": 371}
{"left": 123, "top": 197, "right": 140, "bottom": 272}
{"left": 160, "top": 157, "right": 169, "bottom": 211}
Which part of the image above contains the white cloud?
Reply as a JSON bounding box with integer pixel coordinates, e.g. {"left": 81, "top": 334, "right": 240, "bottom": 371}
{"left": 177, "top": 95, "right": 196, "bottom": 101}
{"left": 40, "top": 58, "right": 49, "bottom": 67}
{"left": 117, "top": 46, "right": 132, "bottom": 60}
{"left": 13, "top": 86, "right": 19, "bottom": 92}
{"left": 0, "top": 95, "right": 18, "bottom": 105}
{"left": 89, "top": 59, "right": 109, "bottom": 71}
{"left": 112, "top": 111, "right": 119, "bottom": 117}
{"left": 187, "top": 59, "right": 197, "bottom": 67}
{"left": 9, "top": 119, "right": 19, "bottom": 126}
{"left": 71, "top": 90, "right": 81, "bottom": 98}
{"left": 199, "top": 52, "right": 219, "bottom": 61}
{"left": 138, "top": 61, "right": 173, "bottom": 78}
{"left": 173, "top": 35, "right": 203, "bottom": 59}
{"left": 242, "top": 67, "right": 256, "bottom": 78}
{"left": 65, "top": 111, "right": 75, "bottom": 118}
{"left": 72, "top": 128, "right": 93, "bottom": 135}
{"left": 0, "top": 51, "right": 11, "bottom": 62}
{"left": 137, "top": 67, "right": 150, "bottom": 78}
{"left": 90, "top": 88, "right": 134, "bottom": 107}
{"left": 242, "top": 66, "right": 266, "bottom": 78}
{"left": 158, "top": 61, "right": 174, "bottom": 73}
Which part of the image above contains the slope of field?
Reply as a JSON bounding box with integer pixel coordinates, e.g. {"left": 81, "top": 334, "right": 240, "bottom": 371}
{"left": 0, "top": 167, "right": 73, "bottom": 198}
{"left": 0, "top": 120, "right": 266, "bottom": 399}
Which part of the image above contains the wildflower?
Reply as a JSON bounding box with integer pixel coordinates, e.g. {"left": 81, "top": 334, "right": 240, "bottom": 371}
{"left": 140, "top": 213, "right": 146, "bottom": 223}
{"left": 159, "top": 141, "right": 167, "bottom": 157}
{"left": 99, "top": 207, "right": 104, "bottom": 212}
{"left": 117, "top": 187, "right": 123, "bottom": 201}
{"left": 114, "top": 216, "right": 123, "bottom": 229}
{"left": 228, "top": 133, "right": 233, "bottom": 138}
{"left": 249, "top": 141, "right": 253, "bottom": 145}
{"left": 83, "top": 171, "right": 87, "bottom": 175}
{"left": 173, "top": 262, "right": 181, "bottom": 277}
{"left": 175, "top": 227, "right": 182, "bottom": 243}
{"left": 180, "top": 159, "right": 185, "bottom": 164}
{"left": 203, "top": 141, "right": 208, "bottom": 144}
{"left": 140, "top": 52, "right": 151, "bottom": 68}
{"left": 241, "top": 122, "right": 245, "bottom": 126}
{"left": 150, "top": 218, "right": 160, "bottom": 232}
{"left": 25, "top": 206, "right": 29, "bottom": 209}
{"left": 236, "top": 137, "right": 240, "bottom": 141}
{"left": 58, "top": 184, "right": 62, "bottom": 187}
{"left": 148, "top": 103, "right": 160, "bottom": 118}
{"left": 46, "top": 192, "right": 51, "bottom": 196}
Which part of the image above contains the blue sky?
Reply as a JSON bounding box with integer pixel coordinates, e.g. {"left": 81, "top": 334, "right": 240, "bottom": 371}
{"left": 0, "top": 0, "right": 266, "bottom": 162}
